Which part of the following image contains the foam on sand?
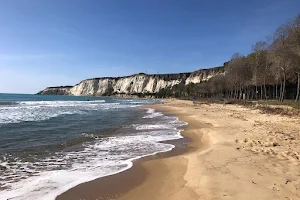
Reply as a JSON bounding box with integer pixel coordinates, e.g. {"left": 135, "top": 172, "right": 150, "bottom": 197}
{"left": 143, "top": 108, "right": 164, "bottom": 118}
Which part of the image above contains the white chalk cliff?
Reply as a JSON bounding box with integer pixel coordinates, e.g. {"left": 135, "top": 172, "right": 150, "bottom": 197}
{"left": 37, "top": 67, "right": 223, "bottom": 96}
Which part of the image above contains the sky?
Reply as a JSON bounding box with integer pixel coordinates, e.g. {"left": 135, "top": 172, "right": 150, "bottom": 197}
{"left": 0, "top": 0, "right": 300, "bottom": 94}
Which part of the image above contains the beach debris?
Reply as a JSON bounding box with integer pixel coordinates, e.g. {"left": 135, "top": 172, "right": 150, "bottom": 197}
{"left": 273, "top": 142, "right": 280, "bottom": 147}
{"left": 264, "top": 142, "right": 272, "bottom": 147}
{"left": 291, "top": 152, "right": 299, "bottom": 160}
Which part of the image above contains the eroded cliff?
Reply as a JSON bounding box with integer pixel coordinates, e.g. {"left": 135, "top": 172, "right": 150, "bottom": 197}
{"left": 37, "top": 67, "right": 223, "bottom": 96}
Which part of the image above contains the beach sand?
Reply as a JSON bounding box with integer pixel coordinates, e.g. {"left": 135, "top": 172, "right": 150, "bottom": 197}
{"left": 57, "top": 99, "right": 300, "bottom": 200}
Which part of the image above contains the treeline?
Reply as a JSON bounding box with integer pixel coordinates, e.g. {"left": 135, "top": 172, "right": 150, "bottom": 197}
{"left": 156, "top": 14, "right": 300, "bottom": 102}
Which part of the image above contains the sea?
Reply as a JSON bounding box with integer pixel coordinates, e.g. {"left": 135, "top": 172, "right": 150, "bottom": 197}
{"left": 0, "top": 93, "right": 187, "bottom": 200}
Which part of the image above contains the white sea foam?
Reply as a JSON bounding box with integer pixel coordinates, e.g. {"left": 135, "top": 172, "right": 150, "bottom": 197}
{"left": 114, "top": 99, "right": 133, "bottom": 102}
{"left": 0, "top": 101, "right": 137, "bottom": 125}
{"left": 0, "top": 132, "right": 183, "bottom": 200}
{"left": 135, "top": 124, "right": 175, "bottom": 130}
{"left": 19, "top": 100, "right": 106, "bottom": 105}
{"left": 134, "top": 117, "right": 187, "bottom": 130}
{"left": 0, "top": 108, "right": 187, "bottom": 200}
{"left": 146, "top": 108, "right": 155, "bottom": 113}
{"left": 1, "top": 137, "right": 175, "bottom": 200}
{"left": 141, "top": 108, "right": 162, "bottom": 118}
{"left": 129, "top": 102, "right": 145, "bottom": 104}
{"left": 143, "top": 112, "right": 163, "bottom": 118}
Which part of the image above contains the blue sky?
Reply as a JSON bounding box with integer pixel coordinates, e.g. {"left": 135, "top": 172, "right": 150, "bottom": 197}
{"left": 0, "top": 0, "right": 299, "bottom": 93}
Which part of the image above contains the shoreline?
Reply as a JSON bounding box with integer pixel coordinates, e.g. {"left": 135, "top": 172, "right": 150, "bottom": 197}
{"left": 56, "top": 104, "right": 200, "bottom": 200}
{"left": 114, "top": 102, "right": 213, "bottom": 200}
{"left": 58, "top": 99, "right": 300, "bottom": 200}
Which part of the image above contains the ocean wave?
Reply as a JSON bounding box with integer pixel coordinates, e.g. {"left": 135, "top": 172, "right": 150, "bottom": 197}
{"left": 0, "top": 101, "right": 19, "bottom": 105}
{"left": 114, "top": 99, "right": 133, "bottom": 102}
{"left": 0, "top": 108, "right": 186, "bottom": 200}
{"left": 134, "top": 124, "right": 175, "bottom": 130}
{"left": 18, "top": 100, "right": 106, "bottom": 105}
{"left": 129, "top": 102, "right": 145, "bottom": 104}
{"left": 0, "top": 134, "right": 181, "bottom": 200}
{"left": 0, "top": 101, "right": 136, "bottom": 125}
{"left": 146, "top": 108, "right": 155, "bottom": 113}
{"left": 143, "top": 108, "right": 163, "bottom": 118}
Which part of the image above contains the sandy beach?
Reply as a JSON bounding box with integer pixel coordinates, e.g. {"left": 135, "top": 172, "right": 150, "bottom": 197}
{"left": 58, "top": 99, "right": 300, "bottom": 200}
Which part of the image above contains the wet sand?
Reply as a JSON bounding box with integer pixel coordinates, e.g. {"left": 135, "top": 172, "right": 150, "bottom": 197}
{"left": 57, "top": 99, "right": 300, "bottom": 200}
{"left": 56, "top": 105, "right": 206, "bottom": 200}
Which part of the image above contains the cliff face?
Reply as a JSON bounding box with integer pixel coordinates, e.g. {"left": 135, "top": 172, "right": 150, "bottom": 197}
{"left": 37, "top": 67, "right": 223, "bottom": 96}
{"left": 185, "top": 67, "right": 222, "bottom": 85}
{"left": 38, "top": 86, "right": 73, "bottom": 95}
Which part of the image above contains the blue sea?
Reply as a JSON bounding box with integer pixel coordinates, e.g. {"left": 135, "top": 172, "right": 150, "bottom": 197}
{"left": 0, "top": 93, "right": 186, "bottom": 200}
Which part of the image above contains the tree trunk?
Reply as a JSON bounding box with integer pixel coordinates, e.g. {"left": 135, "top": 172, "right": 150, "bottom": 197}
{"left": 280, "top": 74, "right": 286, "bottom": 102}
{"left": 248, "top": 88, "right": 251, "bottom": 100}
{"left": 240, "top": 87, "right": 243, "bottom": 100}
{"left": 279, "top": 81, "right": 283, "bottom": 101}
{"left": 247, "top": 86, "right": 250, "bottom": 100}
{"left": 295, "top": 73, "right": 300, "bottom": 102}
{"left": 264, "top": 79, "right": 267, "bottom": 100}
{"left": 275, "top": 84, "right": 278, "bottom": 100}
{"left": 234, "top": 87, "right": 237, "bottom": 99}
{"left": 255, "top": 85, "right": 258, "bottom": 100}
